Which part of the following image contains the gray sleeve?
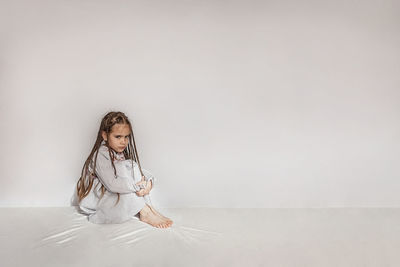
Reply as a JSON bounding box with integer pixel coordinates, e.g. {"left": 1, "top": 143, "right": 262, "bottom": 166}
{"left": 94, "top": 147, "right": 137, "bottom": 194}
{"left": 142, "top": 168, "right": 156, "bottom": 187}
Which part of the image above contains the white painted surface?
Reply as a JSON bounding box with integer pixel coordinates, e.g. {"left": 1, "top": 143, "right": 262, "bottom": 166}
{"left": 0, "top": 0, "right": 399, "bottom": 207}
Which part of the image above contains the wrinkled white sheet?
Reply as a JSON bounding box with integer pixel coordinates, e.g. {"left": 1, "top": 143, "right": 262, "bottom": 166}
{"left": 1, "top": 207, "right": 400, "bottom": 267}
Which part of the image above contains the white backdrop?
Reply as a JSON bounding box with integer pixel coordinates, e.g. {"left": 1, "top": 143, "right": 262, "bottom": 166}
{"left": 0, "top": 0, "right": 399, "bottom": 207}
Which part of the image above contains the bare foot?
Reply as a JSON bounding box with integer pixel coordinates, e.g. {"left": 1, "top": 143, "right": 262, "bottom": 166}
{"left": 148, "top": 205, "right": 173, "bottom": 226}
{"left": 139, "top": 204, "right": 172, "bottom": 228}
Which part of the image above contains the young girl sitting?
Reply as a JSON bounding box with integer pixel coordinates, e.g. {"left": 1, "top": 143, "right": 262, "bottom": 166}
{"left": 76, "top": 111, "right": 173, "bottom": 228}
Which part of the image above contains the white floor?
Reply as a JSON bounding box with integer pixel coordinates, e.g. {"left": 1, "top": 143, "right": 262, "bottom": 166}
{"left": 0, "top": 207, "right": 399, "bottom": 267}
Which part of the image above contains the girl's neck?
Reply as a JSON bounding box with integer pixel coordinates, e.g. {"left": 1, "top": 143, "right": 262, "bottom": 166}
{"left": 101, "top": 140, "right": 124, "bottom": 157}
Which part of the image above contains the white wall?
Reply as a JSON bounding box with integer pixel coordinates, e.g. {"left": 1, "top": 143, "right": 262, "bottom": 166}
{"left": 0, "top": 0, "right": 399, "bottom": 207}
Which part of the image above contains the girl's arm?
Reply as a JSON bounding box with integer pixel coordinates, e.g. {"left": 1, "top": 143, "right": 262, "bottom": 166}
{"left": 95, "top": 146, "right": 137, "bottom": 194}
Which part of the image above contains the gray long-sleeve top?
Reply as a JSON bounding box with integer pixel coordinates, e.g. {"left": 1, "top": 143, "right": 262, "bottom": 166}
{"left": 79, "top": 141, "right": 155, "bottom": 224}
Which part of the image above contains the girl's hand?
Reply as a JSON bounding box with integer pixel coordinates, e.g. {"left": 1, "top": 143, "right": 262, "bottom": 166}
{"left": 135, "top": 177, "right": 152, "bottom": 196}
{"left": 143, "top": 180, "right": 152, "bottom": 195}
{"left": 135, "top": 188, "right": 146, "bottom": 197}
{"left": 135, "top": 180, "right": 147, "bottom": 197}
{"left": 136, "top": 180, "right": 146, "bottom": 187}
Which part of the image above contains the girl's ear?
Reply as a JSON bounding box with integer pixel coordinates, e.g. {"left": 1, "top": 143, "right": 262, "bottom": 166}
{"left": 101, "top": 131, "right": 107, "bottom": 141}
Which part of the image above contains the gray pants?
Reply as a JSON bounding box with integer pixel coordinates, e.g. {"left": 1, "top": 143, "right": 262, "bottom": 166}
{"left": 79, "top": 179, "right": 153, "bottom": 224}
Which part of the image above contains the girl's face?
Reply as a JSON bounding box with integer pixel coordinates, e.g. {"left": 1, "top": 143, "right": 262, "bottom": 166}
{"left": 102, "top": 123, "right": 131, "bottom": 153}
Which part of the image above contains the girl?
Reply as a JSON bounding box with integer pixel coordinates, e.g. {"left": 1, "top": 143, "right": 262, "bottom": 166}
{"left": 76, "top": 111, "right": 173, "bottom": 228}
